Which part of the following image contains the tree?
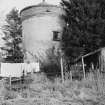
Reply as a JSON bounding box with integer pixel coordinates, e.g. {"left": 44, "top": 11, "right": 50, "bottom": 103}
{"left": 1, "top": 8, "right": 24, "bottom": 63}
{"left": 61, "top": 0, "right": 105, "bottom": 61}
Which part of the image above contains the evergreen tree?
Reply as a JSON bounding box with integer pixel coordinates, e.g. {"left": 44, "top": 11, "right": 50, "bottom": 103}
{"left": 1, "top": 8, "right": 23, "bottom": 63}
{"left": 61, "top": 0, "right": 105, "bottom": 60}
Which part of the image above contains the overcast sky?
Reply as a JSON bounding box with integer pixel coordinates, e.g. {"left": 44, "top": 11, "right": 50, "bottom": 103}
{"left": 0, "top": 0, "right": 61, "bottom": 47}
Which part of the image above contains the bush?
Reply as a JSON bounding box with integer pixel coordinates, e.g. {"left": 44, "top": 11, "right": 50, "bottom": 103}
{"left": 41, "top": 48, "right": 61, "bottom": 80}
{"left": 42, "top": 63, "right": 61, "bottom": 79}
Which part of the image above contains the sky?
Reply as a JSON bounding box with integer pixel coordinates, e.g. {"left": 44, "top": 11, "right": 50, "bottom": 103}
{"left": 0, "top": 0, "right": 61, "bottom": 47}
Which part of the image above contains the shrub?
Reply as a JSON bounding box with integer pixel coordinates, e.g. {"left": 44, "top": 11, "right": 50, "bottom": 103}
{"left": 41, "top": 48, "right": 61, "bottom": 80}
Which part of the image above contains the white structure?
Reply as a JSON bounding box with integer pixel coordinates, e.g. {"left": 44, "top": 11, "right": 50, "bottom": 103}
{"left": 0, "top": 63, "right": 22, "bottom": 77}
{"left": 0, "top": 63, "right": 40, "bottom": 77}
{"left": 20, "top": 1, "right": 65, "bottom": 62}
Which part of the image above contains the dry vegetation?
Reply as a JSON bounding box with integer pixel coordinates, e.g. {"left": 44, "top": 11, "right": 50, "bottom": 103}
{"left": 0, "top": 71, "right": 105, "bottom": 105}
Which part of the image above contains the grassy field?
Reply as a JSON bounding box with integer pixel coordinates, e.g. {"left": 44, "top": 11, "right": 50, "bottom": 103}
{"left": 0, "top": 71, "right": 105, "bottom": 105}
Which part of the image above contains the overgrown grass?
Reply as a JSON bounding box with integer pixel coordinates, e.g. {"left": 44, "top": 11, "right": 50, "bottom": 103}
{"left": 0, "top": 70, "right": 105, "bottom": 105}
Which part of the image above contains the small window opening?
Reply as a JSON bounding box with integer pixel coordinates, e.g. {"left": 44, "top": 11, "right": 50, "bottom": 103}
{"left": 53, "top": 31, "right": 61, "bottom": 41}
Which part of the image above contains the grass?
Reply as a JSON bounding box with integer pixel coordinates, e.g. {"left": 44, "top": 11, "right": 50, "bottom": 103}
{"left": 0, "top": 70, "right": 105, "bottom": 105}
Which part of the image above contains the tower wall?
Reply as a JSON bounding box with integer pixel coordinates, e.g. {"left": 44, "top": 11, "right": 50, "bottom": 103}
{"left": 20, "top": 4, "right": 65, "bottom": 62}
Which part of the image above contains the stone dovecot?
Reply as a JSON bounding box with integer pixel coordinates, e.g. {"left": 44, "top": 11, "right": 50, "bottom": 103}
{"left": 20, "top": 1, "right": 65, "bottom": 63}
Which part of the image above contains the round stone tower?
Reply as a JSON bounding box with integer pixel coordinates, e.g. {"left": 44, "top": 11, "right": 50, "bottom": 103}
{"left": 20, "top": 1, "right": 65, "bottom": 63}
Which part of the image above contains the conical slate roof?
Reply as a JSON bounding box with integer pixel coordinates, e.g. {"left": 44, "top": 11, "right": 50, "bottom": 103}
{"left": 20, "top": 1, "right": 59, "bottom": 14}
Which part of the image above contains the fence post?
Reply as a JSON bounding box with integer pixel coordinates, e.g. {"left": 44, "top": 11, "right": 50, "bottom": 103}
{"left": 70, "top": 71, "right": 72, "bottom": 81}
{"left": 9, "top": 75, "right": 11, "bottom": 90}
{"left": 82, "top": 56, "right": 86, "bottom": 79}
{"left": 60, "top": 56, "right": 64, "bottom": 83}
